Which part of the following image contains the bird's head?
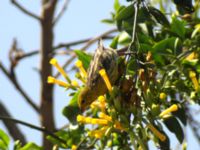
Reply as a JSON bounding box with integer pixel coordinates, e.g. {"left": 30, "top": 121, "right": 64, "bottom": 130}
{"left": 78, "top": 86, "right": 96, "bottom": 112}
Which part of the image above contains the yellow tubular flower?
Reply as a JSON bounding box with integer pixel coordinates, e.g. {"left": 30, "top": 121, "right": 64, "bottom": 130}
{"left": 159, "top": 92, "right": 167, "bottom": 100}
{"left": 77, "top": 115, "right": 109, "bottom": 125}
{"left": 159, "top": 104, "right": 178, "bottom": 118}
{"left": 47, "top": 76, "right": 69, "bottom": 87}
{"left": 71, "top": 80, "right": 79, "bottom": 88}
{"left": 88, "top": 126, "right": 108, "bottom": 139}
{"left": 147, "top": 124, "right": 166, "bottom": 142}
{"left": 114, "top": 121, "right": 125, "bottom": 131}
{"left": 71, "top": 145, "right": 77, "bottom": 150}
{"left": 185, "top": 52, "right": 195, "bottom": 60}
{"left": 99, "top": 69, "right": 112, "bottom": 92}
{"left": 99, "top": 112, "right": 112, "bottom": 121}
{"left": 90, "top": 96, "right": 106, "bottom": 111}
{"left": 98, "top": 95, "right": 106, "bottom": 103}
{"left": 75, "top": 60, "right": 87, "bottom": 78}
{"left": 189, "top": 71, "right": 199, "bottom": 92}
{"left": 90, "top": 101, "right": 106, "bottom": 111}
{"left": 49, "top": 58, "right": 71, "bottom": 83}
{"left": 91, "top": 118, "right": 109, "bottom": 125}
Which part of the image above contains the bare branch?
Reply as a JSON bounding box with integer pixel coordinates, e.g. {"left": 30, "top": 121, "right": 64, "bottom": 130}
{"left": 16, "top": 36, "right": 114, "bottom": 60}
{"left": 55, "top": 28, "right": 118, "bottom": 78}
{"left": 53, "top": 0, "right": 70, "bottom": 25}
{"left": 11, "top": 0, "right": 40, "bottom": 20}
{"left": 0, "top": 101, "right": 26, "bottom": 144}
{"left": 0, "top": 62, "right": 40, "bottom": 113}
{"left": 0, "top": 115, "right": 66, "bottom": 145}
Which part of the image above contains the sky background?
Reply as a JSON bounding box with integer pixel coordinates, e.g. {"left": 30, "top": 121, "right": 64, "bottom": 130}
{"left": 0, "top": 0, "right": 199, "bottom": 149}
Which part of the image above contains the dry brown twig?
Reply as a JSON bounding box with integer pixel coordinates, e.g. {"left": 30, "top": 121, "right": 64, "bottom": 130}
{"left": 0, "top": 62, "right": 40, "bottom": 113}
{"left": 11, "top": 0, "right": 40, "bottom": 20}
{"left": 53, "top": 0, "right": 70, "bottom": 25}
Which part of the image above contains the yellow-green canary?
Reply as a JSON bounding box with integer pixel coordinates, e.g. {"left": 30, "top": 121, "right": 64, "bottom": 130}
{"left": 78, "top": 40, "right": 118, "bottom": 111}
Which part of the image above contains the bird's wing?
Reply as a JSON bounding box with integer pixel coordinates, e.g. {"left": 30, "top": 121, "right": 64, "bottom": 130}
{"left": 87, "top": 47, "right": 118, "bottom": 88}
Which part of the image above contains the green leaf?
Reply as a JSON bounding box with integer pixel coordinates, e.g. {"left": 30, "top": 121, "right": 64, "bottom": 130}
{"left": 74, "top": 50, "right": 92, "bottom": 70}
{"left": 126, "top": 58, "right": 136, "bottom": 75}
{"left": 171, "top": 17, "right": 186, "bottom": 39}
{"left": 47, "top": 126, "right": 83, "bottom": 148}
{"left": 14, "top": 140, "right": 22, "bottom": 150}
{"left": 149, "top": 7, "right": 169, "bottom": 27}
{"left": 139, "top": 44, "right": 153, "bottom": 53}
{"left": 0, "top": 129, "right": 9, "bottom": 150}
{"left": 47, "top": 130, "right": 68, "bottom": 148}
{"left": 101, "top": 19, "right": 114, "bottom": 24}
{"left": 62, "top": 90, "right": 81, "bottom": 124}
{"left": 163, "top": 116, "right": 184, "bottom": 143}
{"left": 152, "top": 37, "right": 176, "bottom": 54}
{"left": 182, "top": 59, "right": 199, "bottom": 66}
{"left": 20, "top": 143, "right": 43, "bottom": 150}
{"left": 115, "top": 4, "right": 134, "bottom": 21}
{"left": 172, "top": 107, "right": 187, "bottom": 126}
{"left": 114, "top": 0, "right": 120, "bottom": 12}
{"left": 118, "top": 32, "right": 131, "bottom": 45}
{"left": 110, "top": 35, "right": 119, "bottom": 49}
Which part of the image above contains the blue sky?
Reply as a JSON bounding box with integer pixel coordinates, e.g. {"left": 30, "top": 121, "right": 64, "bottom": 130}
{"left": 0, "top": 0, "right": 199, "bottom": 149}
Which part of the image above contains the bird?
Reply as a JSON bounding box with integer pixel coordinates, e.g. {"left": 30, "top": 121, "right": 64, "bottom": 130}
{"left": 78, "top": 40, "right": 119, "bottom": 111}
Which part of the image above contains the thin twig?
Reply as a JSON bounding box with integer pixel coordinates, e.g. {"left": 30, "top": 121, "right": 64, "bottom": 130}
{"left": 53, "top": 0, "right": 70, "bottom": 25}
{"left": 11, "top": 0, "right": 40, "bottom": 20}
{"left": 0, "top": 116, "right": 66, "bottom": 145}
{"left": 0, "top": 62, "right": 40, "bottom": 113}
{"left": 55, "top": 28, "right": 118, "bottom": 78}
{"left": 17, "top": 36, "right": 113, "bottom": 60}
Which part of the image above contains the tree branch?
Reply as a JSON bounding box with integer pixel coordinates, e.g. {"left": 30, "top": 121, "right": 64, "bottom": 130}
{"left": 55, "top": 28, "right": 118, "bottom": 78}
{"left": 0, "top": 115, "right": 66, "bottom": 145}
{"left": 10, "top": 0, "right": 40, "bottom": 20}
{"left": 0, "top": 62, "right": 40, "bottom": 113}
{"left": 0, "top": 101, "right": 26, "bottom": 144}
{"left": 17, "top": 36, "right": 113, "bottom": 60}
{"left": 53, "top": 0, "right": 70, "bottom": 25}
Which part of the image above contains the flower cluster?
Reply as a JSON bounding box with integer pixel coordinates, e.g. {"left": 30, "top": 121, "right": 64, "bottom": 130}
{"left": 48, "top": 57, "right": 181, "bottom": 148}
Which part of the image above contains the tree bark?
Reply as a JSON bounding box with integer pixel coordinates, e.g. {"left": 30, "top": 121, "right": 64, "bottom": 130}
{"left": 40, "top": 0, "right": 57, "bottom": 149}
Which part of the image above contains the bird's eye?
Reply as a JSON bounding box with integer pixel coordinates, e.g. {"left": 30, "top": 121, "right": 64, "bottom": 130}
{"left": 82, "top": 99, "right": 86, "bottom": 104}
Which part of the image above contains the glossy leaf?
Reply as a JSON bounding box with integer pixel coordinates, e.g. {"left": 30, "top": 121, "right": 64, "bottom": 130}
{"left": 20, "top": 143, "right": 42, "bottom": 150}
{"left": 62, "top": 90, "right": 81, "bottom": 124}
{"left": 114, "top": 0, "right": 120, "bottom": 12}
{"left": 115, "top": 4, "right": 134, "bottom": 21}
{"left": 74, "top": 50, "right": 92, "bottom": 70}
{"left": 110, "top": 35, "right": 119, "bottom": 49}
{"left": 149, "top": 7, "right": 170, "bottom": 27}
{"left": 0, "top": 129, "right": 9, "bottom": 150}
{"left": 163, "top": 116, "right": 184, "bottom": 143}
{"left": 171, "top": 17, "right": 186, "bottom": 39}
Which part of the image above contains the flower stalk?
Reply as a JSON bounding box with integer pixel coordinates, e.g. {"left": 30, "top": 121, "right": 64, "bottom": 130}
{"left": 147, "top": 124, "right": 166, "bottom": 141}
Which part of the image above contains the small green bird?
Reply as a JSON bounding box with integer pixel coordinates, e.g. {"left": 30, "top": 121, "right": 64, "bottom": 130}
{"left": 78, "top": 40, "right": 118, "bottom": 111}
